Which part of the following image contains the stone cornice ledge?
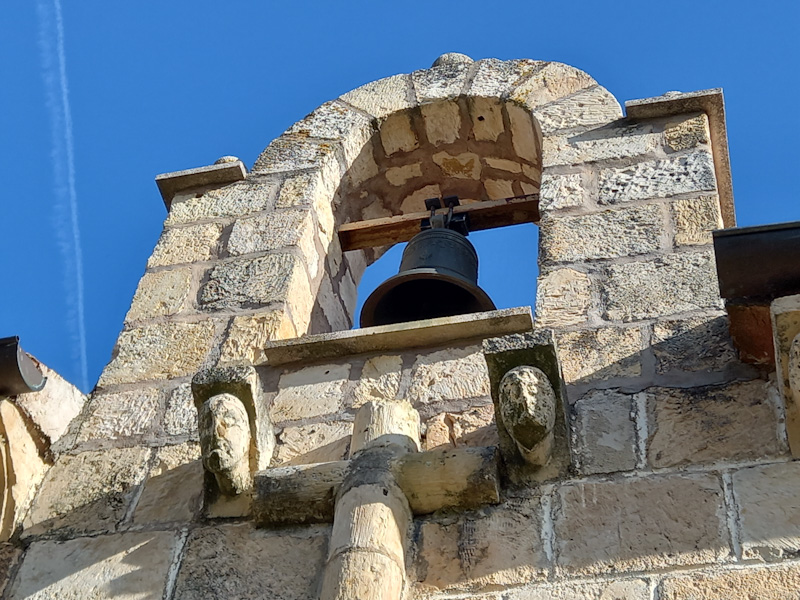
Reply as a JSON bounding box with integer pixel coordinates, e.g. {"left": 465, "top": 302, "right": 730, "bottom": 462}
{"left": 625, "top": 88, "right": 735, "bottom": 228}
{"left": 155, "top": 161, "right": 247, "bottom": 209}
{"left": 259, "top": 307, "right": 534, "bottom": 367}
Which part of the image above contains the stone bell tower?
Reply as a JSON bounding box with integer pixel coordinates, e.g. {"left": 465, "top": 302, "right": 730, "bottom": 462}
{"left": 3, "top": 52, "right": 800, "bottom": 599}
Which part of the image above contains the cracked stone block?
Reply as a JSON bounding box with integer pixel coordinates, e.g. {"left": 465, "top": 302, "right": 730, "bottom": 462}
{"left": 147, "top": 222, "right": 223, "bottom": 267}
{"left": 77, "top": 388, "right": 162, "bottom": 444}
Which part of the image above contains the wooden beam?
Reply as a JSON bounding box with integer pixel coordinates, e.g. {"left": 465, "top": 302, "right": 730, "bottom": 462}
{"left": 338, "top": 195, "right": 539, "bottom": 252}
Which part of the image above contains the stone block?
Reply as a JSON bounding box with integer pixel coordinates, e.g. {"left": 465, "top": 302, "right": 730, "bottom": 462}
{"left": 125, "top": 267, "right": 192, "bottom": 323}
{"left": 349, "top": 355, "right": 403, "bottom": 408}
{"left": 415, "top": 497, "right": 547, "bottom": 591}
{"left": 98, "top": 320, "right": 216, "bottom": 386}
{"left": 200, "top": 254, "right": 311, "bottom": 314}
{"left": 432, "top": 151, "right": 481, "bottom": 179}
{"left": 422, "top": 405, "right": 498, "bottom": 450}
{"left": 0, "top": 544, "right": 21, "bottom": 597}
{"left": 598, "top": 152, "right": 716, "bottom": 205}
{"left": 468, "top": 97, "right": 505, "bottom": 142}
{"left": 164, "top": 383, "right": 198, "bottom": 438}
{"left": 156, "top": 160, "right": 247, "bottom": 207}
{"left": 252, "top": 134, "right": 341, "bottom": 174}
{"left": 484, "top": 157, "right": 522, "bottom": 173}
{"left": 274, "top": 421, "right": 352, "bottom": 465}
{"left": 510, "top": 61, "right": 595, "bottom": 108}
{"left": 672, "top": 195, "right": 723, "bottom": 246}
{"left": 646, "top": 380, "right": 781, "bottom": 468}
{"left": 534, "top": 86, "right": 622, "bottom": 134}
{"left": 602, "top": 251, "right": 722, "bottom": 322}
{"left": 484, "top": 178, "right": 515, "bottom": 200}
{"left": 421, "top": 100, "right": 461, "bottom": 146}
{"left": 468, "top": 58, "right": 543, "bottom": 98}
{"left": 503, "top": 579, "right": 651, "bottom": 600}
{"left": 286, "top": 100, "right": 374, "bottom": 164}
{"left": 413, "top": 62, "right": 471, "bottom": 101}
{"left": 538, "top": 171, "right": 587, "bottom": 211}
{"left": 8, "top": 532, "right": 177, "bottom": 600}
{"left": 165, "top": 178, "right": 278, "bottom": 226}
{"left": 659, "top": 564, "right": 800, "bottom": 599}
{"left": 535, "top": 268, "right": 592, "bottom": 327}
{"left": 174, "top": 523, "right": 328, "bottom": 600}
{"left": 542, "top": 123, "right": 661, "bottom": 168}
{"left": 664, "top": 113, "right": 709, "bottom": 151}
{"left": 24, "top": 447, "right": 151, "bottom": 537}
{"left": 555, "top": 474, "right": 728, "bottom": 574}
{"left": 76, "top": 388, "right": 161, "bottom": 444}
{"left": 385, "top": 163, "right": 422, "bottom": 186}
{"left": 507, "top": 103, "right": 540, "bottom": 163}
{"left": 340, "top": 73, "right": 414, "bottom": 119}
{"left": 133, "top": 442, "right": 203, "bottom": 525}
{"left": 407, "top": 346, "right": 491, "bottom": 405}
{"left": 271, "top": 363, "right": 351, "bottom": 422}
{"left": 651, "top": 315, "right": 736, "bottom": 374}
{"left": 732, "top": 462, "right": 800, "bottom": 560}
{"left": 379, "top": 111, "right": 418, "bottom": 155}
{"left": 227, "top": 209, "right": 316, "bottom": 265}
{"left": 770, "top": 295, "right": 800, "bottom": 454}
{"left": 540, "top": 204, "right": 663, "bottom": 264}
{"left": 556, "top": 326, "right": 642, "bottom": 383}
{"left": 400, "top": 184, "right": 441, "bottom": 213}
{"left": 573, "top": 390, "right": 637, "bottom": 475}
{"left": 147, "top": 222, "right": 222, "bottom": 268}
{"left": 220, "top": 310, "right": 297, "bottom": 364}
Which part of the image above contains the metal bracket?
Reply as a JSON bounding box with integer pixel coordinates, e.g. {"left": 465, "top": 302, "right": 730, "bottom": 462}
{"left": 421, "top": 196, "right": 470, "bottom": 236}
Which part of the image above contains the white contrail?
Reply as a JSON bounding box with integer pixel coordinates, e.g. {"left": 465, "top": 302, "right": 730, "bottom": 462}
{"left": 36, "top": 0, "right": 88, "bottom": 391}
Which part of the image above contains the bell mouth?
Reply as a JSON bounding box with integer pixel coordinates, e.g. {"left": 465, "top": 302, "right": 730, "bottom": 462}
{"left": 359, "top": 268, "right": 496, "bottom": 328}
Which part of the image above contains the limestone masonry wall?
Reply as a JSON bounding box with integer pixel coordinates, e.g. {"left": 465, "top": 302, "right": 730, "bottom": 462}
{"left": 3, "top": 56, "right": 797, "bottom": 600}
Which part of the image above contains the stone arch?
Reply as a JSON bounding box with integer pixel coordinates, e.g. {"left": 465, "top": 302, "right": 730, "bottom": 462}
{"left": 247, "top": 57, "right": 621, "bottom": 334}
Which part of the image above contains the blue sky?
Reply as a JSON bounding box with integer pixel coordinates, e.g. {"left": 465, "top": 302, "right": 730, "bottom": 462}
{"left": 1, "top": 1, "right": 798, "bottom": 392}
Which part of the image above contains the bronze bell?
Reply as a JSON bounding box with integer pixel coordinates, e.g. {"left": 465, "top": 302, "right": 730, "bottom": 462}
{"left": 360, "top": 226, "right": 496, "bottom": 328}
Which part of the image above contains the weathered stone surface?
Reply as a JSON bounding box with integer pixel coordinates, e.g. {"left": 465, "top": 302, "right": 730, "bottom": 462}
{"left": 274, "top": 421, "right": 352, "bottom": 465}
{"left": 503, "top": 579, "right": 651, "bottom": 600}
{"left": 322, "top": 551, "right": 404, "bottom": 600}
{"left": 433, "top": 151, "right": 481, "bottom": 179}
{"left": 498, "top": 366, "right": 556, "bottom": 465}
{"left": 220, "top": 310, "right": 297, "bottom": 364}
{"left": 147, "top": 222, "right": 222, "bottom": 268}
{"left": 659, "top": 564, "right": 800, "bottom": 599}
{"left": 555, "top": 474, "right": 728, "bottom": 574}
{"left": 556, "top": 326, "right": 642, "bottom": 383}
{"left": 8, "top": 532, "right": 177, "bottom": 600}
{"left": 286, "top": 100, "right": 374, "bottom": 164}
{"left": 672, "top": 195, "right": 722, "bottom": 246}
{"left": 652, "top": 315, "right": 736, "bottom": 373}
{"left": 542, "top": 123, "right": 661, "bottom": 168}
{"left": 134, "top": 442, "right": 203, "bottom": 524}
{"left": 540, "top": 204, "right": 663, "bottom": 264}
{"left": 534, "top": 86, "right": 621, "bottom": 133}
{"left": 77, "top": 388, "right": 161, "bottom": 444}
{"left": 484, "top": 178, "right": 515, "bottom": 200}
{"left": 0, "top": 544, "right": 21, "bottom": 597}
{"left": 574, "top": 389, "right": 637, "bottom": 475}
{"left": 165, "top": 178, "right": 278, "bottom": 226}
{"left": 602, "top": 251, "right": 721, "bottom": 322}
{"left": 510, "top": 61, "right": 594, "bottom": 108}
{"left": 646, "top": 380, "right": 781, "bottom": 468}
{"left": 598, "top": 151, "right": 716, "bottom": 205}
{"left": 407, "top": 346, "right": 490, "bottom": 405}
{"left": 733, "top": 462, "right": 800, "bottom": 560}
{"left": 468, "top": 58, "right": 542, "bottom": 98}
{"left": 252, "top": 134, "right": 341, "bottom": 174}
{"left": 468, "top": 97, "right": 505, "bottom": 142}
{"left": 379, "top": 112, "right": 418, "bottom": 155}
{"left": 24, "top": 447, "right": 151, "bottom": 537}
{"left": 416, "top": 497, "right": 547, "bottom": 591}
{"left": 349, "top": 355, "right": 403, "bottom": 407}
{"left": 272, "top": 363, "right": 350, "bottom": 422}
{"left": 413, "top": 63, "right": 470, "bottom": 101}
{"left": 484, "top": 157, "right": 522, "bottom": 173}
{"left": 664, "top": 113, "right": 709, "bottom": 151}
{"left": 197, "top": 392, "right": 253, "bottom": 496}
{"left": 771, "top": 294, "right": 800, "bottom": 455}
{"left": 421, "top": 100, "right": 461, "bottom": 146}
{"left": 400, "top": 184, "right": 441, "bottom": 213}
{"left": 200, "top": 254, "right": 311, "bottom": 313}
{"left": 423, "top": 405, "right": 497, "bottom": 450}
{"left": 227, "top": 209, "right": 316, "bottom": 264}
{"left": 98, "top": 320, "right": 216, "bottom": 386}
{"left": 535, "top": 268, "right": 592, "bottom": 327}
{"left": 125, "top": 267, "right": 192, "bottom": 322}
{"left": 507, "top": 103, "right": 540, "bottom": 163}
{"left": 340, "top": 74, "right": 414, "bottom": 119}
{"left": 174, "top": 523, "right": 328, "bottom": 600}
{"left": 164, "top": 383, "right": 197, "bottom": 438}
{"left": 538, "top": 171, "right": 586, "bottom": 211}
{"left": 385, "top": 163, "right": 422, "bottom": 186}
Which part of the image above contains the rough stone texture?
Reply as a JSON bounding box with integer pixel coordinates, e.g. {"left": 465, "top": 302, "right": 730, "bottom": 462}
{"left": 672, "top": 195, "right": 723, "bottom": 246}
{"left": 432, "top": 151, "right": 481, "bottom": 179}
{"left": 349, "top": 355, "right": 403, "bottom": 407}
{"left": 574, "top": 390, "right": 637, "bottom": 475}
{"left": 484, "top": 178, "right": 515, "bottom": 200}
{"left": 420, "top": 100, "right": 461, "bottom": 146}
{"left": 413, "top": 63, "right": 470, "bottom": 101}
{"left": 602, "top": 251, "right": 721, "bottom": 322}
{"left": 98, "top": 320, "right": 216, "bottom": 386}
{"left": 147, "top": 222, "right": 223, "bottom": 267}
{"left": 538, "top": 172, "right": 587, "bottom": 211}
{"left": 771, "top": 294, "right": 800, "bottom": 455}
{"left": 77, "top": 388, "right": 161, "bottom": 444}
{"left": 598, "top": 152, "right": 716, "bottom": 205}
{"left": 380, "top": 111, "right": 418, "bottom": 155}
{"left": 469, "top": 58, "right": 542, "bottom": 98}
{"left": 125, "top": 268, "right": 192, "bottom": 322}
{"left": 200, "top": 254, "right": 311, "bottom": 315}
{"left": 164, "top": 383, "right": 197, "bottom": 438}
{"left": 423, "top": 405, "right": 497, "bottom": 450}
{"left": 542, "top": 123, "right": 661, "bottom": 168}
{"left": 416, "top": 497, "right": 547, "bottom": 591}
{"left": 469, "top": 97, "right": 505, "bottom": 142}
{"left": 8, "top": 532, "right": 177, "bottom": 600}
{"left": 24, "top": 447, "right": 151, "bottom": 537}
{"left": 664, "top": 113, "right": 709, "bottom": 151}
{"left": 557, "top": 326, "right": 642, "bottom": 383}
{"left": 220, "top": 310, "right": 297, "bottom": 364}
{"left": 134, "top": 443, "right": 203, "bottom": 524}
{"left": 510, "top": 61, "right": 594, "bottom": 108}
{"left": 252, "top": 134, "right": 341, "bottom": 174}
{"left": 165, "top": 179, "right": 277, "bottom": 225}
{"left": 507, "top": 103, "right": 540, "bottom": 163}
{"left": 274, "top": 421, "right": 352, "bottom": 465}
{"left": 651, "top": 315, "right": 736, "bottom": 374}
{"left": 286, "top": 100, "right": 374, "bottom": 164}
{"left": 407, "top": 346, "right": 491, "bottom": 405}
{"left": 498, "top": 366, "right": 556, "bottom": 464}
{"left": 503, "top": 579, "right": 651, "bottom": 600}
{"left": 385, "top": 163, "right": 422, "bottom": 186}
{"left": 646, "top": 380, "right": 781, "bottom": 468}
{"left": 659, "top": 564, "right": 800, "bottom": 599}
{"left": 272, "top": 363, "right": 350, "bottom": 422}
{"left": 535, "top": 268, "right": 592, "bottom": 327}
{"left": 174, "top": 523, "right": 328, "bottom": 600}
{"left": 540, "top": 204, "right": 663, "bottom": 264}
{"left": 227, "top": 209, "right": 316, "bottom": 262}
{"left": 555, "top": 474, "right": 728, "bottom": 574}
{"left": 340, "top": 74, "right": 414, "bottom": 119}
{"left": 534, "top": 86, "right": 622, "bottom": 133}
{"left": 733, "top": 462, "right": 800, "bottom": 560}
{"left": 0, "top": 544, "right": 22, "bottom": 597}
